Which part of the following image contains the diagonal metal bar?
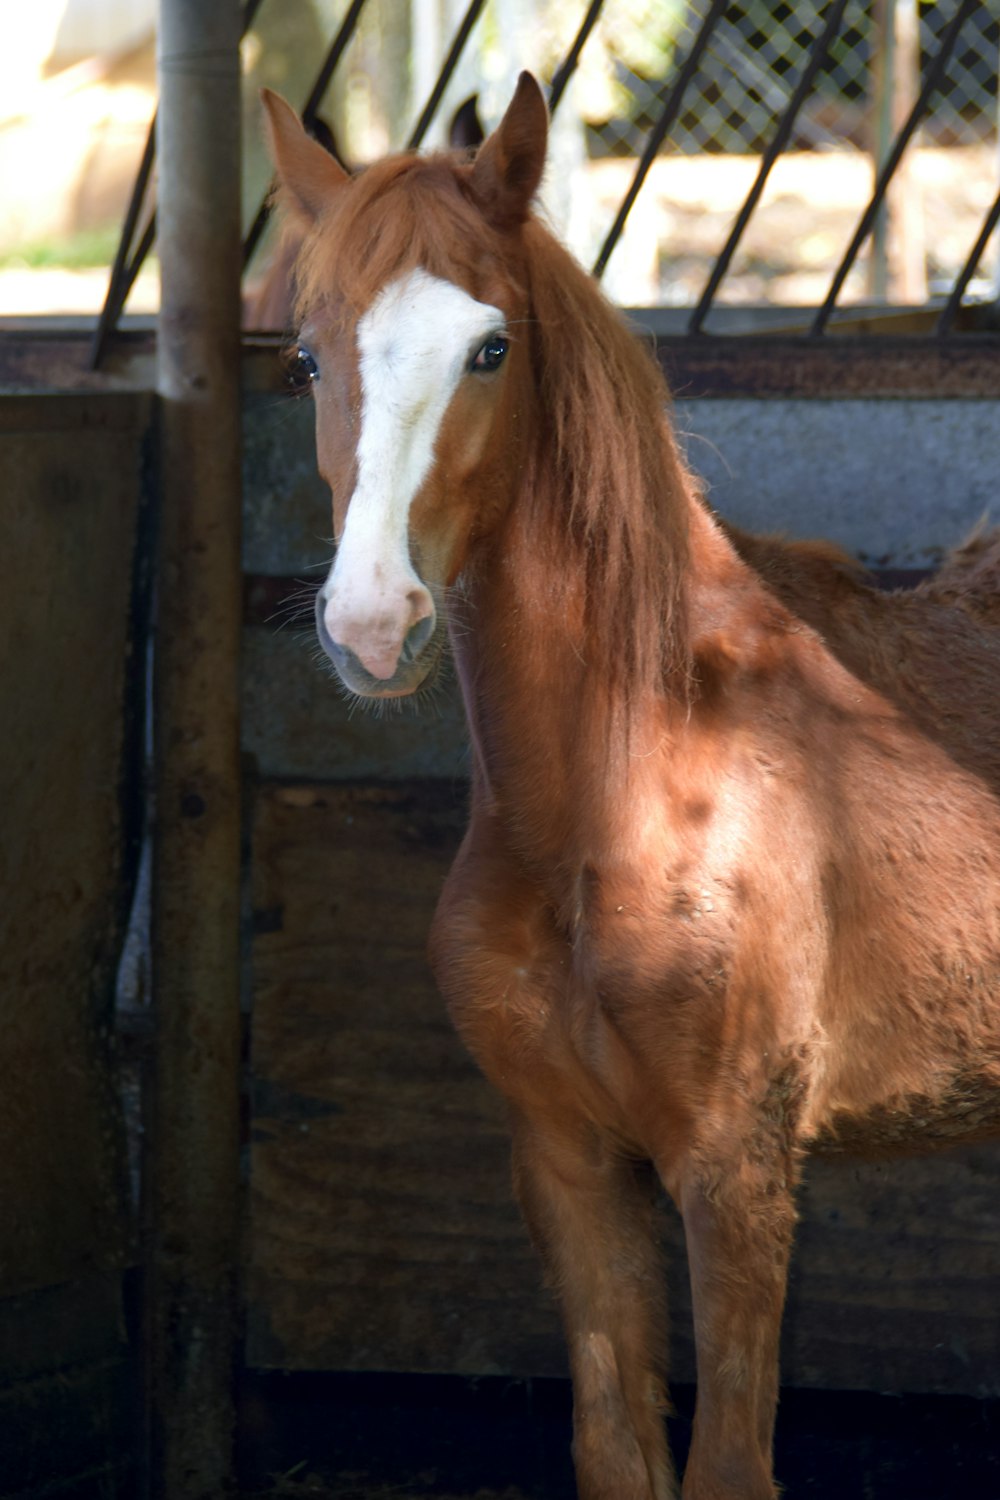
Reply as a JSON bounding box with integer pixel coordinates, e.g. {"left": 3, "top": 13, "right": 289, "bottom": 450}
{"left": 91, "top": 0, "right": 267, "bottom": 368}
{"left": 243, "top": 0, "right": 372, "bottom": 270}
{"left": 810, "top": 0, "right": 977, "bottom": 337}
{"left": 406, "top": 0, "right": 487, "bottom": 150}
{"left": 549, "top": 0, "right": 605, "bottom": 117}
{"left": 88, "top": 116, "right": 156, "bottom": 369}
{"left": 689, "top": 0, "right": 850, "bottom": 334}
{"left": 592, "top": 0, "right": 729, "bottom": 282}
{"left": 301, "top": 0, "right": 370, "bottom": 123}
{"left": 936, "top": 186, "right": 1000, "bottom": 336}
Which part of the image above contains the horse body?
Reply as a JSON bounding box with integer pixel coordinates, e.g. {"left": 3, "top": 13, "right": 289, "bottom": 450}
{"left": 263, "top": 75, "right": 1000, "bottom": 1499}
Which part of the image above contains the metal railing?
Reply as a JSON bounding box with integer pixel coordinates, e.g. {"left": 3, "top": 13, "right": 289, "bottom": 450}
{"left": 91, "top": 0, "right": 999, "bottom": 368}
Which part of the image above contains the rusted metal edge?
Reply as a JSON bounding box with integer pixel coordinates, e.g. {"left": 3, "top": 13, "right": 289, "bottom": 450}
{"left": 4, "top": 331, "right": 996, "bottom": 401}
{"left": 239, "top": 333, "right": 1000, "bottom": 399}
{"left": 653, "top": 334, "right": 1000, "bottom": 399}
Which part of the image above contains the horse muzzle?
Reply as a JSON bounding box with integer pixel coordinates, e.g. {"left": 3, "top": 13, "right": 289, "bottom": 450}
{"left": 315, "top": 587, "right": 438, "bottom": 697}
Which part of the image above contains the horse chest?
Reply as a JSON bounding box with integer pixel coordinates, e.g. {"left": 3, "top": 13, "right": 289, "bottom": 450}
{"left": 440, "top": 851, "right": 734, "bottom": 1129}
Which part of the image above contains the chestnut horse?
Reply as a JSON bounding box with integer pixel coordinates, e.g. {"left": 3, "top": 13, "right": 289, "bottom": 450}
{"left": 262, "top": 74, "right": 1000, "bottom": 1499}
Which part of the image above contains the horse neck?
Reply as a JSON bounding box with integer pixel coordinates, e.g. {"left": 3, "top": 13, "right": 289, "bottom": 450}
{"left": 451, "top": 398, "right": 709, "bottom": 835}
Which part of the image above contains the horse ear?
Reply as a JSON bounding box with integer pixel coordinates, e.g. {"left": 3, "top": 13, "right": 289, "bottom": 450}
{"left": 469, "top": 72, "right": 547, "bottom": 229}
{"left": 261, "top": 88, "right": 349, "bottom": 225}
{"left": 449, "top": 94, "right": 485, "bottom": 153}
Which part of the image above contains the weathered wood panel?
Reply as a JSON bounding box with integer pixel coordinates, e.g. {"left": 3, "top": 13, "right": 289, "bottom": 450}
{"left": 0, "top": 393, "right": 144, "bottom": 1494}
{"left": 0, "top": 393, "right": 143, "bottom": 1295}
{"left": 248, "top": 781, "right": 563, "bottom": 1376}
{"left": 249, "top": 782, "right": 1000, "bottom": 1395}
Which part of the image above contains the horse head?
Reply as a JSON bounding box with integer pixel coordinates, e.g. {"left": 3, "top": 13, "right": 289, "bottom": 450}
{"left": 262, "top": 74, "right": 548, "bottom": 699}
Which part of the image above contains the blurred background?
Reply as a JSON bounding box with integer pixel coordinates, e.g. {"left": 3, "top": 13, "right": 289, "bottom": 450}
{"left": 0, "top": 0, "right": 997, "bottom": 315}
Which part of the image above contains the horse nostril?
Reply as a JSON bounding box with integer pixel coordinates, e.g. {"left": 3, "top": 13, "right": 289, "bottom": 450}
{"left": 403, "top": 612, "right": 435, "bottom": 662}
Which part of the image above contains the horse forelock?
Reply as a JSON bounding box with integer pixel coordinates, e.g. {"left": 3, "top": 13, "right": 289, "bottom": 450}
{"left": 293, "top": 154, "right": 520, "bottom": 324}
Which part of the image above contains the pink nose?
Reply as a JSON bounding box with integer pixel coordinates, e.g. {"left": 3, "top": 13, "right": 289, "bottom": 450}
{"left": 323, "top": 584, "right": 435, "bottom": 680}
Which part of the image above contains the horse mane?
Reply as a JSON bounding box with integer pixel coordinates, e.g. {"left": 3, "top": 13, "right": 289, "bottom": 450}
{"left": 294, "top": 153, "right": 696, "bottom": 705}
{"left": 515, "top": 217, "right": 692, "bottom": 702}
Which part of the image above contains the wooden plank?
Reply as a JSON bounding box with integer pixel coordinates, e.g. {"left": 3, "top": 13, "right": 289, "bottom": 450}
{"left": 0, "top": 396, "right": 142, "bottom": 1495}
{"left": 0, "top": 403, "right": 140, "bottom": 1298}
{"left": 248, "top": 780, "right": 564, "bottom": 1376}
{"left": 249, "top": 782, "right": 1000, "bottom": 1395}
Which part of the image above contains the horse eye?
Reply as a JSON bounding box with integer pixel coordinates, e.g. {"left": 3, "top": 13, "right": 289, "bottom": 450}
{"left": 471, "top": 335, "right": 509, "bottom": 373}
{"left": 295, "top": 346, "right": 319, "bottom": 382}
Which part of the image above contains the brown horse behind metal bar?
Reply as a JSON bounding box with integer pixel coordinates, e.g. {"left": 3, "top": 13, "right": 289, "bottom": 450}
{"left": 262, "top": 74, "right": 1000, "bottom": 1500}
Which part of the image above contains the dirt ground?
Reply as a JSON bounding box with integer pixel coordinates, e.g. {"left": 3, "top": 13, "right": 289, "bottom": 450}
{"left": 234, "top": 1373, "right": 1000, "bottom": 1500}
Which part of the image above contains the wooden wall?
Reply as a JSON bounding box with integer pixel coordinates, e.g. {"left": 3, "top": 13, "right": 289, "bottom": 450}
{"left": 242, "top": 360, "right": 1000, "bottom": 1397}
{"left": 0, "top": 393, "right": 147, "bottom": 1495}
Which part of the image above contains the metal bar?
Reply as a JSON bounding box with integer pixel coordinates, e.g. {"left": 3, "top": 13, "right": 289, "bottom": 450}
{"left": 592, "top": 0, "right": 729, "bottom": 281}
{"left": 243, "top": 0, "right": 372, "bottom": 269}
{"left": 549, "top": 0, "right": 605, "bottom": 117}
{"left": 406, "top": 0, "right": 487, "bottom": 150}
{"left": 88, "top": 116, "right": 156, "bottom": 369}
{"left": 689, "top": 0, "right": 850, "bottom": 334}
{"left": 869, "top": 0, "right": 898, "bottom": 301}
{"left": 301, "top": 0, "right": 370, "bottom": 122}
{"left": 91, "top": 0, "right": 266, "bottom": 369}
{"left": 151, "top": 0, "right": 243, "bottom": 1492}
{"left": 810, "top": 0, "right": 976, "bottom": 336}
{"left": 936, "top": 186, "right": 1000, "bottom": 335}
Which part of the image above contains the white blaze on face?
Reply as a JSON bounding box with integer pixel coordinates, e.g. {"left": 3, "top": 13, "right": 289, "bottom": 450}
{"left": 321, "top": 267, "right": 505, "bottom": 680}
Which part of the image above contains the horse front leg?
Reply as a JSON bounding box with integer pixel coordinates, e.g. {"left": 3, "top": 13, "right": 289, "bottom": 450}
{"left": 510, "top": 1110, "right": 678, "bottom": 1500}
{"left": 675, "top": 1141, "right": 800, "bottom": 1500}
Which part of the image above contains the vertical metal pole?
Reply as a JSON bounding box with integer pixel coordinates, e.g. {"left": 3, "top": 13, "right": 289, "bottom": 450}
{"left": 152, "top": 1, "right": 242, "bottom": 1496}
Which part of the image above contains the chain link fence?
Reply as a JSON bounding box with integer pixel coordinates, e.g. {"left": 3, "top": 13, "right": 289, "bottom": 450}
{"left": 582, "top": 1, "right": 997, "bottom": 156}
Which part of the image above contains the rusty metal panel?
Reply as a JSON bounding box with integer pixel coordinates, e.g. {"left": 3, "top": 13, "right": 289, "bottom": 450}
{"left": 653, "top": 334, "right": 1000, "bottom": 399}
{"left": 2, "top": 334, "right": 998, "bottom": 403}
{"left": 240, "top": 337, "right": 1000, "bottom": 403}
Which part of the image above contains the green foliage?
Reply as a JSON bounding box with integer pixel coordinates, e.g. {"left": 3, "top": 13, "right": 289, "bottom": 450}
{"left": 0, "top": 227, "right": 124, "bottom": 269}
